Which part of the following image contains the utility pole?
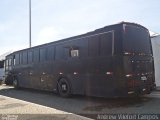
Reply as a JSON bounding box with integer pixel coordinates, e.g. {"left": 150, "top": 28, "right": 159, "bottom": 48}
{"left": 29, "top": 0, "right": 31, "bottom": 48}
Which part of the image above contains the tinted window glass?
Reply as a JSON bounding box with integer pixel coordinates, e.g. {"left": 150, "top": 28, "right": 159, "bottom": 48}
{"left": 55, "top": 45, "right": 64, "bottom": 60}
{"left": 70, "top": 50, "right": 79, "bottom": 57}
{"left": 47, "top": 46, "right": 55, "bottom": 60}
{"left": 100, "top": 32, "right": 112, "bottom": 56}
{"left": 9, "top": 59, "right": 12, "bottom": 66}
{"left": 123, "top": 25, "right": 151, "bottom": 54}
{"left": 88, "top": 36, "right": 99, "bottom": 57}
{"left": 33, "top": 49, "right": 39, "bottom": 62}
{"left": 19, "top": 53, "right": 22, "bottom": 64}
{"left": 13, "top": 55, "right": 15, "bottom": 65}
{"left": 40, "top": 48, "right": 46, "bottom": 62}
{"left": 68, "top": 39, "right": 88, "bottom": 58}
{"left": 0, "top": 60, "right": 4, "bottom": 68}
{"left": 22, "top": 51, "right": 28, "bottom": 64}
{"left": 5, "top": 60, "right": 8, "bottom": 70}
{"left": 28, "top": 51, "right": 33, "bottom": 63}
{"left": 15, "top": 54, "right": 20, "bottom": 65}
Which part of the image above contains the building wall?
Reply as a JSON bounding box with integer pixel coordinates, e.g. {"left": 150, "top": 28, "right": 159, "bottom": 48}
{"left": 151, "top": 35, "right": 160, "bottom": 87}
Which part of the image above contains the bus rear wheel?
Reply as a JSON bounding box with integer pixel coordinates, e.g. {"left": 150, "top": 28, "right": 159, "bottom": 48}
{"left": 57, "top": 78, "right": 71, "bottom": 97}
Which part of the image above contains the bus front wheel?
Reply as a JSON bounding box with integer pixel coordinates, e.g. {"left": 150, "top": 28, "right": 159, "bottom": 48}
{"left": 13, "top": 78, "right": 19, "bottom": 89}
{"left": 57, "top": 78, "right": 71, "bottom": 97}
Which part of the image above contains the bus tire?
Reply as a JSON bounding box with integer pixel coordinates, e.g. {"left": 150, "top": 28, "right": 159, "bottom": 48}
{"left": 57, "top": 78, "right": 71, "bottom": 97}
{"left": 5, "top": 81, "right": 11, "bottom": 85}
{"left": 146, "top": 88, "right": 151, "bottom": 94}
{"left": 5, "top": 76, "right": 13, "bottom": 85}
{"left": 13, "top": 78, "right": 19, "bottom": 89}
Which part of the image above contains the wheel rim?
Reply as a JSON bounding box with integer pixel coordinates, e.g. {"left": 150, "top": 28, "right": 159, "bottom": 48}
{"left": 61, "top": 83, "right": 68, "bottom": 93}
{"left": 58, "top": 78, "right": 71, "bottom": 97}
{"left": 13, "top": 79, "right": 17, "bottom": 87}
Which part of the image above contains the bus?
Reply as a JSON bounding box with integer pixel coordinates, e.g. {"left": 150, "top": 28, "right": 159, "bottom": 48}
{"left": 4, "top": 22, "right": 155, "bottom": 97}
{"left": 0, "top": 60, "right": 4, "bottom": 84}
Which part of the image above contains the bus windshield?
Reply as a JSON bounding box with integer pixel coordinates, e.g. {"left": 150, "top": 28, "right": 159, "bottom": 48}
{"left": 123, "top": 24, "right": 151, "bottom": 55}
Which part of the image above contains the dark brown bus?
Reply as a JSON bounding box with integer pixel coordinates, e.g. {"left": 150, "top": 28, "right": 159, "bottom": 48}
{"left": 4, "top": 22, "right": 155, "bottom": 97}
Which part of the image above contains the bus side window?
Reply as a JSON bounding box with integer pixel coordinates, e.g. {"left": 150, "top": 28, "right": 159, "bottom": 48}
{"left": 64, "top": 41, "right": 80, "bottom": 58}
{"left": 9, "top": 59, "right": 12, "bottom": 66}
{"left": 33, "top": 49, "right": 39, "bottom": 62}
{"left": 55, "top": 45, "right": 64, "bottom": 60}
{"left": 68, "top": 39, "right": 87, "bottom": 58}
{"left": 22, "top": 51, "right": 28, "bottom": 64}
{"left": 100, "top": 32, "right": 112, "bottom": 56}
{"left": 40, "top": 48, "right": 46, "bottom": 62}
{"left": 88, "top": 36, "right": 99, "bottom": 57}
{"left": 13, "top": 55, "right": 15, "bottom": 66}
{"left": 20, "top": 53, "right": 23, "bottom": 64}
{"left": 79, "top": 38, "right": 88, "bottom": 58}
{"left": 70, "top": 49, "right": 79, "bottom": 57}
{"left": 15, "top": 54, "right": 20, "bottom": 65}
{"left": 0, "top": 60, "right": 4, "bottom": 68}
{"left": 5, "top": 60, "right": 8, "bottom": 70}
{"left": 47, "top": 46, "right": 55, "bottom": 61}
{"left": 8, "top": 58, "right": 12, "bottom": 70}
{"left": 28, "top": 51, "right": 33, "bottom": 63}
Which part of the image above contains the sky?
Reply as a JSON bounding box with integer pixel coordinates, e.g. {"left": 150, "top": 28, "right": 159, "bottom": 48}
{"left": 0, "top": 0, "right": 160, "bottom": 55}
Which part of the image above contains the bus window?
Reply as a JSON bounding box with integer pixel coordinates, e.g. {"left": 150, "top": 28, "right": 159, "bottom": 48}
{"left": 70, "top": 39, "right": 88, "bottom": 58}
{"left": 13, "top": 55, "right": 15, "bottom": 66}
{"left": 55, "top": 45, "right": 64, "bottom": 60}
{"left": 0, "top": 60, "right": 4, "bottom": 68}
{"left": 15, "top": 54, "right": 20, "bottom": 65}
{"left": 8, "top": 59, "right": 12, "bottom": 70}
{"left": 123, "top": 25, "right": 151, "bottom": 54}
{"left": 22, "top": 51, "right": 28, "bottom": 64}
{"left": 33, "top": 49, "right": 39, "bottom": 62}
{"left": 70, "top": 49, "right": 79, "bottom": 57}
{"left": 47, "top": 46, "right": 55, "bottom": 61}
{"left": 28, "top": 51, "right": 33, "bottom": 63}
{"left": 88, "top": 36, "right": 99, "bottom": 57}
{"left": 19, "top": 53, "right": 22, "bottom": 64}
{"left": 100, "top": 32, "right": 112, "bottom": 56}
{"left": 9, "top": 59, "right": 12, "bottom": 66}
{"left": 5, "top": 60, "right": 8, "bottom": 70}
{"left": 40, "top": 48, "right": 46, "bottom": 62}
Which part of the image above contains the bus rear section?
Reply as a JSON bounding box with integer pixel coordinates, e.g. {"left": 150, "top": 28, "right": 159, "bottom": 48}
{"left": 122, "top": 23, "right": 155, "bottom": 96}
